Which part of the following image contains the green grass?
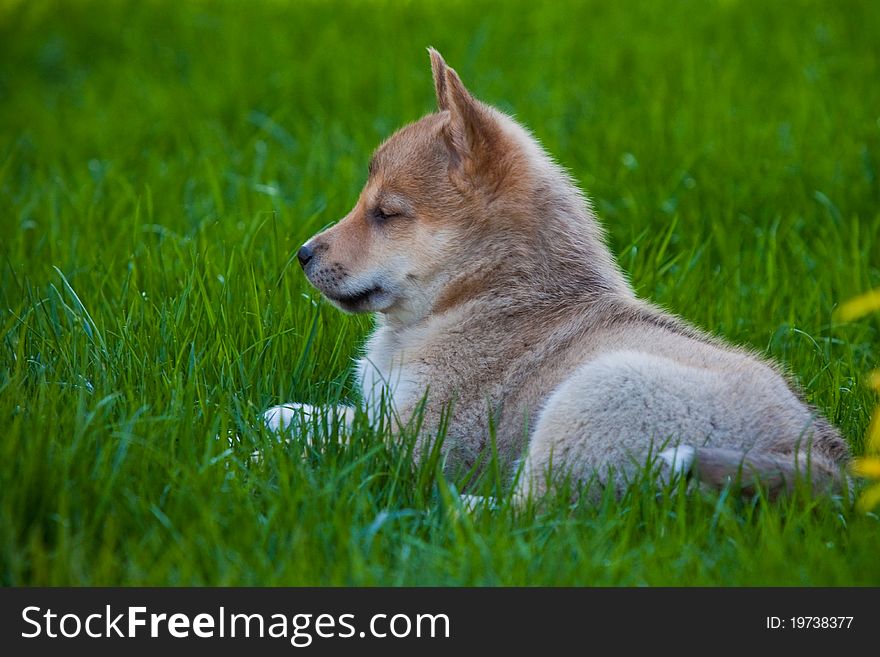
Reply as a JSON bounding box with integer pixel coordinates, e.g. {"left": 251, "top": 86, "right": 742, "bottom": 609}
{"left": 2, "top": 0, "right": 880, "bottom": 586}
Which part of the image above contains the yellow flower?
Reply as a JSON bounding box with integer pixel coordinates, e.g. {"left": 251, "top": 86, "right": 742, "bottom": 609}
{"left": 867, "top": 409, "right": 880, "bottom": 453}
{"left": 839, "top": 287, "right": 880, "bottom": 510}
{"left": 856, "top": 482, "right": 880, "bottom": 513}
{"left": 836, "top": 289, "right": 880, "bottom": 322}
{"left": 869, "top": 369, "right": 880, "bottom": 392}
{"left": 854, "top": 414, "right": 880, "bottom": 511}
{"left": 850, "top": 456, "right": 880, "bottom": 478}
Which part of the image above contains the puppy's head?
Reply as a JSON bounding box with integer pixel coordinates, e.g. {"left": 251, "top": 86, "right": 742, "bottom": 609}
{"left": 298, "top": 49, "right": 528, "bottom": 323}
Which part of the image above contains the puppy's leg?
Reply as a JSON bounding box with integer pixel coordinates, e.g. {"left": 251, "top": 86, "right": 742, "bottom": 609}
{"left": 263, "top": 403, "right": 355, "bottom": 447}
{"left": 659, "top": 445, "right": 843, "bottom": 497}
{"left": 514, "top": 349, "right": 843, "bottom": 505}
{"left": 513, "top": 351, "right": 726, "bottom": 505}
{"left": 459, "top": 494, "right": 497, "bottom": 512}
{"left": 264, "top": 403, "right": 329, "bottom": 432}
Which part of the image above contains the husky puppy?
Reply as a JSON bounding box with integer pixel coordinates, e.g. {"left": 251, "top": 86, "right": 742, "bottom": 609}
{"left": 265, "top": 49, "right": 849, "bottom": 501}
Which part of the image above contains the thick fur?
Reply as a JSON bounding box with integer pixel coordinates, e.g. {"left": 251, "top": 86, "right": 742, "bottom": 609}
{"left": 265, "top": 49, "right": 850, "bottom": 501}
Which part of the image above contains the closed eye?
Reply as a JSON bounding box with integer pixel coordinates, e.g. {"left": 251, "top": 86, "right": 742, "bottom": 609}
{"left": 373, "top": 207, "right": 402, "bottom": 222}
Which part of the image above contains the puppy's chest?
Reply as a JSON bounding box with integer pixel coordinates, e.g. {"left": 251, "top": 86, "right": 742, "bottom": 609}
{"left": 356, "top": 325, "right": 500, "bottom": 414}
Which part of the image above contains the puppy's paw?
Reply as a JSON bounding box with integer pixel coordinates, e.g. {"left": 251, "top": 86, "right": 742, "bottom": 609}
{"left": 658, "top": 445, "right": 696, "bottom": 476}
{"left": 459, "top": 494, "right": 497, "bottom": 512}
{"left": 262, "top": 403, "right": 317, "bottom": 433}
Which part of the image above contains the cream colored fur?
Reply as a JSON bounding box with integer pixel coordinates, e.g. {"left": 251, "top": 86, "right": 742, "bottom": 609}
{"left": 265, "top": 49, "right": 849, "bottom": 502}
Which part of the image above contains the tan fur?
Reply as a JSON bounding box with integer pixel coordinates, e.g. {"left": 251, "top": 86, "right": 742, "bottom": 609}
{"left": 265, "top": 49, "right": 850, "bottom": 502}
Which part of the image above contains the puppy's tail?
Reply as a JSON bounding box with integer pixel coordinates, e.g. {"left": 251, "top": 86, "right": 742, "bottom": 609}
{"left": 658, "top": 444, "right": 847, "bottom": 497}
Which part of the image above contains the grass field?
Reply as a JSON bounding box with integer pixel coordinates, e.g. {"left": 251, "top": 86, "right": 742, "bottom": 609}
{"left": 2, "top": 0, "right": 880, "bottom": 586}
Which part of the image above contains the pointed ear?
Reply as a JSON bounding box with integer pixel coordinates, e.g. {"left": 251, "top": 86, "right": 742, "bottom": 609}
{"left": 428, "top": 47, "right": 450, "bottom": 111}
{"left": 441, "top": 64, "right": 499, "bottom": 174}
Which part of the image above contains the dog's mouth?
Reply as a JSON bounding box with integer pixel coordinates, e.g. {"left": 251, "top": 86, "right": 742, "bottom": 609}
{"left": 325, "top": 285, "right": 385, "bottom": 312}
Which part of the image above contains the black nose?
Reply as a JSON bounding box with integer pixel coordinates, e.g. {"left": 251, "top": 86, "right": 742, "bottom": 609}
{"left": 297, "top": 244, "right": 314, "bottom": 268}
